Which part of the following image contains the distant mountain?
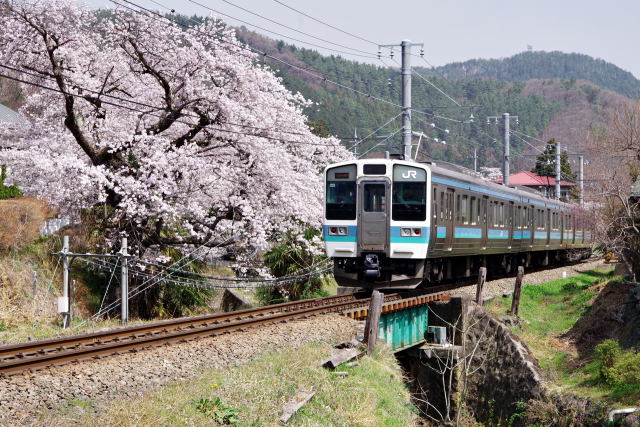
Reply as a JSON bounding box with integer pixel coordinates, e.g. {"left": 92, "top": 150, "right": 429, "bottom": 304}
{"left": 432, "top": 51, "right": 640, "bottom": 99}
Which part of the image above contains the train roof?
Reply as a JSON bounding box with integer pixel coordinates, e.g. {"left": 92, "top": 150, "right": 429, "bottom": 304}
{"left": 326, "top": 158, "right": 578, "bottom": 211}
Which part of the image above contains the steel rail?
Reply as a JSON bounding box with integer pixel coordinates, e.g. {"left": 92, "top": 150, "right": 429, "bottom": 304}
{"left": 0, "top": 290, "right": 449, "bottom": 377}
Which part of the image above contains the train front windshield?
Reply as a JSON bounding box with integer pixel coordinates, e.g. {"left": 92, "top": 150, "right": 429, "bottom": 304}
{"left": 392, "top": 165, "right": 426, "bottom": 221}
{"left": 326, "top": 164, "right": 357, "bottom": 220}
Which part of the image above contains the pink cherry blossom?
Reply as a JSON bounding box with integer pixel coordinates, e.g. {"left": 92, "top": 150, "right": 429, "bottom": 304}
{"left": 0, "top": 0, "right": 352, "bottom": 256}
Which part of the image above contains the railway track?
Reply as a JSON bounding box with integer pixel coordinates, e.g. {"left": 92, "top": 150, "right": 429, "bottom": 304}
{"left": 0, "top": 290, "right": 447, "bottom": 377}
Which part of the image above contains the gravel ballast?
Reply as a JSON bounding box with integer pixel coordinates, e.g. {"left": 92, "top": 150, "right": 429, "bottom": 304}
{"left": 0, "top": 314, "right": 359, "bottom": 425}
{"left": 449, "top": 259, "right": 608, "bottom": 300}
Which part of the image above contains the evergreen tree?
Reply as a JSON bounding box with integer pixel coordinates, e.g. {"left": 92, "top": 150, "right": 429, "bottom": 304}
{"left": 531, "top": 139, "right": 576, "bottom": 182}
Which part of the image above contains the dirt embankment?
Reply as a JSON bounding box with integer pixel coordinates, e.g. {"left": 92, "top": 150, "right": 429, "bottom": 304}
{"left": 564, "top": 280, "right": 640, "bottom": 357}
{"left": 0, "top": 197, "right": 56, "bottom": 251}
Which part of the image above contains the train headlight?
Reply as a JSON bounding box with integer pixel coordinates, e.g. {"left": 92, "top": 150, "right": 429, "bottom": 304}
{"left": 329, "top": 227, "right": 338, "bottom": 235}
{"left": 412, "top": 228, "right": 422, "bottom": 236}
{"left": 401, "top": 228, "right": 412, "bottom": 237}
{"left": 338, "top": 227, "right": 348, "bottom": 235}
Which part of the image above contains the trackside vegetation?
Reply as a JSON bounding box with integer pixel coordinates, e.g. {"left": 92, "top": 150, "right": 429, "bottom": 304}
{"left": 63, "top": 341, "right": 417, "bottom": 426}
{"left": 488, "top": 268, "right": 640, "bottom": 406}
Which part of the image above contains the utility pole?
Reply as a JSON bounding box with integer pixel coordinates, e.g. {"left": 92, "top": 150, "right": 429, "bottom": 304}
{"left": 61, "top": 235, "right": 70, "bottom": 328}
{"left": 487, "top": 113, "right": 518, "bottom": 186}
{"left": 473, "top": 147, "right": 477, "bottom": 172}
{"left": 353, "top": 128, "right": 358, "bottom": 157}
{"left": 379, "top": 40, "right": 423, "bottom": 161}
{"left": 555, "top": 143, "right": 561, "bottom": 200}
{"left": 120, "top": 237, "right": 129, "bottom": 325}
{"left": 578, "top": 155, "right": 584, "bottom": 206}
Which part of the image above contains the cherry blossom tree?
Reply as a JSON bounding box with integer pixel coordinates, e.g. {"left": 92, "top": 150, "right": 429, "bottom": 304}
{"left": 0, "top": 0, "right": 350, "bottom": 256}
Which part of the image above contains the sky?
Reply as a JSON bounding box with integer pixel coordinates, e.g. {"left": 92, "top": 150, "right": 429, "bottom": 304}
{"left": 84, "top": 0, "right": 640, "bottom": 79}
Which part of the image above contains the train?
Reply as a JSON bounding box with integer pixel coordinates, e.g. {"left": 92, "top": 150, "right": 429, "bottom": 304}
{"left": 323, "top": 158, "right": 593, "bottom": 289}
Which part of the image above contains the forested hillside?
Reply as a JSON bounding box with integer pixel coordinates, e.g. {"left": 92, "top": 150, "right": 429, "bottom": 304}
{"left": 236, "top": 29, "right": 638, "bottom": 170}
{"left": 238, "top": 29, "right": 563, "bottom": 170}
{"left": 2, "top": 12, "right": 637, "bottom": 172}
{"left": 434, "top": 51, "right": 640, "bottom": 99}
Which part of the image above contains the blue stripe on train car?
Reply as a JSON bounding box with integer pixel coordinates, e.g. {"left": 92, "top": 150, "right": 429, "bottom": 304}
{"left": 431, "top": 176, "right": 562, "bottom": 210}
{"left": 390, "top": 226, "right": 430, "bottom": 243}
{"left": 323, "top": 225, "right": 357, "bottom": 242}
{"left": 488, "top": 229, "right": 509, "bottom": 239}
{"left": 454, "top": 227, "right": 482, "bottom": 239}
{"left": 514, "top": 230, "right": 532, "bottom": 239}
{"left": 550, "top": 232, "right": 562, "bottom": 240}
{"left": 534, "top": 231, "right": 547, "bottom": 239}
{"left": 436, "top": 226, "right": 447, "bottom": 238}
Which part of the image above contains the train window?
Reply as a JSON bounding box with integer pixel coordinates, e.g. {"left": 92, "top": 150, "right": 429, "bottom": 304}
{"left": 392, "top": 165, "right": 426, "bottom": 221}
{"left": 470, "top": 197, "right": 477, "bottom": 225}
{"left": 440, "top": 192, "right": 445, "bottom": 221}
{"left": 516, "top": 207, "right": 521, "bottom": 229}
{"left": 482, "top": 198, "right": 487, "bottom": 225}
{"left": 567, "top": 215, "right": 572, "bottom": 231}
{"left": 363, "top": 164, "right": 386, "bottom": 175}
{"left": 326, "top": 164, "right": 357, "bottom": 220}
{"left": 461, "top": 195, "right": 469, "bottom": 224}
{"left": 433, "top": 188, "right": 437, "bottom": 219}
{"left": 499, "top": 203, "right": 505, "bottom": 228}
{"left": 363, "top": 183, "right": 386, "bottom": 212}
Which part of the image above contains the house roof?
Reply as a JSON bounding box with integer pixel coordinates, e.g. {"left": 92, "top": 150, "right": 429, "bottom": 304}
{"left": 494, "top": 171, "right": 576, "bottom": 187}
{"left": 0, "top": 104, "right": 27, "bottom": 125}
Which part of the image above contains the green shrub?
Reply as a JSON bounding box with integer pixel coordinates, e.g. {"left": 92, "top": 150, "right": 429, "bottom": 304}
{"left": 594, "top": 340, "right": 640, "bottom": 388}
{"left": 260, "top": 228, "right": 328, "bottom": 304}
{"left": 0, "top": 166, "right": 21, "bottom": 199}
{"left": 194, "top": 397, "right": 239, "bottom": 424}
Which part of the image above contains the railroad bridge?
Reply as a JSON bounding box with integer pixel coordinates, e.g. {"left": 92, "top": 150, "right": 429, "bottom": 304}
{"left": 344, "top": 293, "right": 449, "bottom": 352}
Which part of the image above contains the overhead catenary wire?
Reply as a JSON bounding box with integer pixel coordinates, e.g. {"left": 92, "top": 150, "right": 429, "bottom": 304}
{"left": 388, "top": 57, "right": 461, "bottom": 107}
{"left": 181, "top": 0, "right": 377, "bottom": 59}
{"left": 111, "top": 0, "right": 405, "bottom": 110}
{"left": 270, "top": 0, "right": 380, "bottom": 47}
{"left": 357, "top": 128, "right": 402, "bottom": 158}
{"left": 183, "top": 0, "right": 377, "bottom": 57}
{"left": 0, "top": 63, "right": 330, "bottom": 140}
{"left": 0, "top": 69, "right": 339, "bottom": 147}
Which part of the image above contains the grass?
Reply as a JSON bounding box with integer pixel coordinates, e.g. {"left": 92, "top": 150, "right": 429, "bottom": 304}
{"left": 485, "top": 267, "right": 640, "bottom": 406}
{"left": 61, "top": 341, "right": 417, "bottom": 426}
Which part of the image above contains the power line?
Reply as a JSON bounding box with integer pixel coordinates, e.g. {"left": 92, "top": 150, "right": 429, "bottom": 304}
{"left": 192, "top": 0, "right": 376, "bottom": 57}
{"left": 0, "top": 63, "right": 327, "bottom": 141}
{"left": 183, "top": 0, "right": 377, "bottom": 59}
{"left": 358, "top": 128, "right": 401, "bottom": 158}
{"left": 112, "top": 0, "right": 402, "bottom": 110}
{"left": 0, "top": 69, "right": 338, "bottom": 147}
{"left": 388, "top": 57, "right": 461, "bottom": 107}
{"left": 271, "top": 0, "right": 380, "bottom": 47}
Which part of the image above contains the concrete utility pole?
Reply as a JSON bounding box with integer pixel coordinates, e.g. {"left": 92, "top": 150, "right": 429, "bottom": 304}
{"left": 555, "top": 143, "right": 561, "bottom": 200}
{"left": 62, "top": 235, "right": 70, "bottom": 329}
{"left": 120, "top": 237, "right": 129, "bottom": 325}
{"left": 487, "top": 113, "right": 518, "bottom": 186}
{"left": 473, "top": 148, "right": 478, "bottom": 172}
{"left": 578, "top": 155, "right": 584, "bottom": 206}
{"left": 401, "top": 40, "right": 412, "bottom": 160}
{"left": 379, "top": 40, "right": 423, "bottom": 161}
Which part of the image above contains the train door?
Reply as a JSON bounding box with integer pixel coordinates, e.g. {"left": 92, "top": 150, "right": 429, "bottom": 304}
{"left": 508, "top": 202, "right": 514, "bottom": 248}
{"left": 358, "top": 181, "right": 389, "bottom": 252}
{"left": 546, "top": 209, "right": 551, "bottom": 246}
{"left": 481, "top": 196, "right": 488, "bottom": 249}
{"left": 445, "top": 188, "right": 455, "bottom": 250}
{"left": 528, "top": 205, "right": 534, "bottom": 247}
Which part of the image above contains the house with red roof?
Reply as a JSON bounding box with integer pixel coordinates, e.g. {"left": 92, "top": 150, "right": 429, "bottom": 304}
{"left": 494, "top": 171, "right": 576, "bottom": 200}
